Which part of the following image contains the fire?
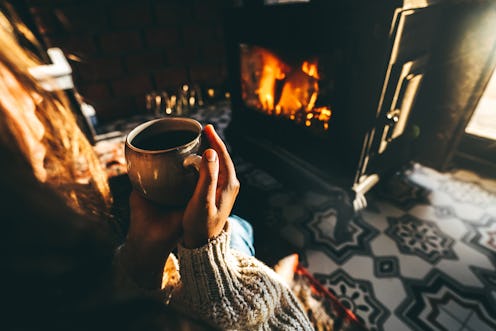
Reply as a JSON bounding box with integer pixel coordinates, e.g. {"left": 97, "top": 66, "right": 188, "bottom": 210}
{"left": 241, "top": 45, "right": 332, "bottom": 131}
{"left": 301, "top": 61, "right": 320, "bottom": 79}
{"left": 256, "top": 51, "right": 287, "bottom": 112}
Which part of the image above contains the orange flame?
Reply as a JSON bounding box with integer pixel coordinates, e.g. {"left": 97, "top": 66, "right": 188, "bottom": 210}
{"left": 256, "top": 51, "right": 287, "bottom": 112}
{"left": 241, "top": 46, "right": 332, "bottom": 130}
{"left": 301, "top": 60, "right": 320, "bottom": 79}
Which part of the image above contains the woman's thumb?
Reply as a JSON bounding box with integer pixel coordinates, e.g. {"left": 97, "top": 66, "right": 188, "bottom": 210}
{"left": 191, "top": 148, "right": 219, "bottom": 206}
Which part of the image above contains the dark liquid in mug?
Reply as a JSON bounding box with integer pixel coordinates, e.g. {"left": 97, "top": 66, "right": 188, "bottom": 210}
{"left": 132, "top": 130, "right": 198, "bottom": 150}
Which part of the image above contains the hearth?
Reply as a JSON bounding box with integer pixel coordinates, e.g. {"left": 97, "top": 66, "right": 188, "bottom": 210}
{"left": 224, "top": 1, "right": 439, "bottom": 209}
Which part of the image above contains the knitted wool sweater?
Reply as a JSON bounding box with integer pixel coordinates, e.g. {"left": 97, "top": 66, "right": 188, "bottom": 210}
{"left": 166, "top": 223, "right": 314, "bottom": 331}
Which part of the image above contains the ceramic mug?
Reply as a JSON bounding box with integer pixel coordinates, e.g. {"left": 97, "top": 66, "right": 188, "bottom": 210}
{"left": 125, "top": 117, "right": 203, "bottom": 206}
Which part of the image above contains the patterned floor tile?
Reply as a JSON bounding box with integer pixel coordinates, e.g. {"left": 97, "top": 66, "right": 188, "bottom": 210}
{"left": 433, "top": 205, "right": 457, "bottom": 219}
{"left": 385, "top": 214, "right": 457, "bottom": 265}
{"left": 470, "top": 266, "right": 496, "bottom": 304}
{"left": 374, "top": 256, "right": 400, "bottom": 278}
{"left": 315, "top": 269, "right": 390, "bottom": 331}
{"left": 462, "top": 215, "right": 496, "bottom": 266}
{"left": 407, "top": 204, "right": 456, "bottom": 223}
{"left": 437, "top": 178, "right": 496, "bottom": 208}
{"left": 396, "top": 269, "right": 496, "bottom": 331}
{"left": 303, "top": 213, "right": 379, "bottom": 265}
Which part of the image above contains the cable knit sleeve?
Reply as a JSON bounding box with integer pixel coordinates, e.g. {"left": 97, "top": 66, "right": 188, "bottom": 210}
{"left": 170, "top": 222, "right": 314, "bottom": 331}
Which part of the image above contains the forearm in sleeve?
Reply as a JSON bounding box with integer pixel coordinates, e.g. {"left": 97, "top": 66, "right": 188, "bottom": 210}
{"left": 171, "top": 222, "right": 314, "bottom": 331}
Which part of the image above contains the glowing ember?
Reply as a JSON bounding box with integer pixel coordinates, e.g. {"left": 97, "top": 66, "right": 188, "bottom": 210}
{"left": 240, "top": 45, "right": 332, "bottom": 131}
{"left": 301, "top": 60, "right": 320, "bottom": 79}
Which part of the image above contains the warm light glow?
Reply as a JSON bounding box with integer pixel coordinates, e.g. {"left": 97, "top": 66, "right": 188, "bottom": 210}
{"left": 306, "top": 90, "right": 318, "bottom": 111}
{"left": 301, "top": 60, "right": 320, "bottom": 79}
{"left": 240, "top": 45, "right": 333, "bottom": 132}
{"left": 255, "top": 50, "right": 287, "bottom": 111}
{"left": 466, "top": 67, "right": 496, "bottom": 140}
{"left": 264, "top": 93, "right": 273, "bottom": 111}
{"left": 207, "top": 88, "right": 215, "bottom": 97}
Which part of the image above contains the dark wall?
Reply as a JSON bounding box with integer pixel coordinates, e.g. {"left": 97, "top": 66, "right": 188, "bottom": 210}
{"left": 26, "top": 0, "right": 230, "bottom": 123}
{"left": 22, "top": 0, "right": 496, "bottom": 171}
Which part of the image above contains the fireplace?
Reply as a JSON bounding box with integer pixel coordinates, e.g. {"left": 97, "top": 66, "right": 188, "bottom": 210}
{"left": 224, "top": 1, "right": 440, "bottom": 209}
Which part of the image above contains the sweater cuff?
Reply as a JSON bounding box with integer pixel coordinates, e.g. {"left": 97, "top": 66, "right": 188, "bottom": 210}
{"left": 176, "top": 221, "right": 233, "bottom": 304}
{"left": 177, "top": 221, "right": 230, "bottom": 256}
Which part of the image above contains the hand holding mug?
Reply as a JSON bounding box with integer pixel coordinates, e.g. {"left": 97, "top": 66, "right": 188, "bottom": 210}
{"left": 125, "top": 118, "right": 239, "bottom": 254}
{"left": 123, "top": 117, "right": 203, "bottom": 288}
{"left": 182, "top": 124, "right": 240, "bottom": 248}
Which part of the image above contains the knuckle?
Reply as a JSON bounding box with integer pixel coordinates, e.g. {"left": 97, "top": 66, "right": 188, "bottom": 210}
{"left": 228, "top": 177, "right": 240, "bottom": 192}
{"left": 205, "top": 202, "right": 214, "bottom": 214}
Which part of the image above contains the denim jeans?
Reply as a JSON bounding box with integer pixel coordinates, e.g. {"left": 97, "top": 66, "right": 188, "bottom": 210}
{"left": 228, "top": 215, "right": 255, "bottom": 257}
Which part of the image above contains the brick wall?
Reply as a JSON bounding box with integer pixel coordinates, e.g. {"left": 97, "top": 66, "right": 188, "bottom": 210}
{"left": 27, "top": 0, "right": 229, "bottom": 123}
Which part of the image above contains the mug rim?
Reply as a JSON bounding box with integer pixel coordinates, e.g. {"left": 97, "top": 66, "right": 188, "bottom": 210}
{"left": 125, "top": 117, "right": 202, "bottom": 154}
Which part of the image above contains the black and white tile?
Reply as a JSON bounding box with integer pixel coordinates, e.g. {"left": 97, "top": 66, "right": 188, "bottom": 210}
{"left": 397, "top": 269, "right": 496, "bottom": 331}
{"left": 315, "top": 269, "right": 390, "bottom": 331}
{"left": 385, "top": 214, "right": 457, "bottom": 265}
{"left": 235, "top": 155, "right": 496, "bottom": 330}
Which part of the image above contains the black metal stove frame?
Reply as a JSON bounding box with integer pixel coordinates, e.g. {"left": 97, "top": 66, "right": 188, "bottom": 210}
{"left": 224, "top": 1, "right": 440, "bottom": 210}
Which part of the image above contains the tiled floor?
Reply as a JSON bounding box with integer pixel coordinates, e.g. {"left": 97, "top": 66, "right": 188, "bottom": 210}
{"left": 99, "top": 103, "right": 496, "bottom": 331}
{"left": 205, "top": 104, "right": 496, "bottom": 331}
{"left": 234, "top": 154, "right": 496, "bottom": 331}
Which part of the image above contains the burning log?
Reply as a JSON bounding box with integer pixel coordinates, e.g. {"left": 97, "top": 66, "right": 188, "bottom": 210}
{"left": 240, "top": 44, "right": 332, "bottom": 132}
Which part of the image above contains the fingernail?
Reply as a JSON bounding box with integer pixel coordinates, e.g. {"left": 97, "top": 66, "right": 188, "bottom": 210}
{"left": 206, "top": 124, "right": 216, "bottom": 134}
{"left": 205, "top": 149, "right": 217, "bottom": 162}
